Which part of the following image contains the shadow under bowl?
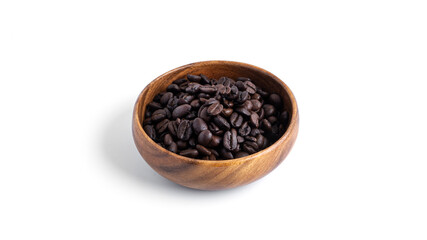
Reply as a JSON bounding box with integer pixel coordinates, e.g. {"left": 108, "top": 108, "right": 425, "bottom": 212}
{"left": 133, "top": 60, "right": 299, "bottom": 190}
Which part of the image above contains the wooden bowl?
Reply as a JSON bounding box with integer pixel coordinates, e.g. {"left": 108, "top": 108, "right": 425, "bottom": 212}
{"left": 132, "top": 61, "right": 299, "bottom": 190}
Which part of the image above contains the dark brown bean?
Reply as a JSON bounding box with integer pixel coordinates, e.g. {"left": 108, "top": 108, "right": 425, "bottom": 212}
{"left": 160, "top": 92, "right": 173, "bottom": 106}
{"left": 269, "top": 93, "right": 282, "bottom": 107}
{"left": 263, "top": 104, "right": 276, "bottom": 117}
{"left": 250, "top": 100, "right": 262, "bottom": 111}
{"left": 235, "top": 152, "right": 249, "bottom": 158}
{"left": 245, "top": 81, "right": 256, "bottom": 94}
{"left": 177, "top": 120, "right": 192, "bottom": 140}
{"left": 167, "top": 84, "right": 181, "bottom": 93}
{"left": 200, "top": 74, "right": 210, "bottom": 84}
{"left": 148, "top": 102, "right": 162, "bottom": 110}
{"left": 196, "top": 144, "right": 211, "bottom": 156}
{"left": 235, "top": 107, "right": 251, "bottom": 117}
{"left": 230, "top": 112, "right": 243, "bottom": 128}
{"left": 168, "top": 142, "right": 178, "bottom": 153}
{"left": 209, "top": 135, "right": 222, "bottom": 147}
{"left": 198, "top": 130, "right": 212, "bottom": 146}
{"left": 151, "top": 109, "right": 167, "bottom": 122}
{"left": 176, "top": 140, "right": 188, "bottom": 149}
{"left": 221, "top": 108, "right": 233, "bottom": 117}
{"left": 164, "top": 133, "right": 173, "bottom": 146}
{"left": 260, "top": 119, "right": 272, "bottom": 132}
{"left": 223, "top": 129, "right": 238, "bottom": 151}
{"left": 187, "top": 74, "right": 201, "bottom": 82}
{"left": 207, "top": 102, "right": 223, "bottom": 116}
{"left": 249, "top": 112, "right": 260, "bottom": 128}
{"left": 155, "top": 119, "right": 169, "bottom": 133}
{"left": 199, "top": 85, "right": 217, "bottom": 94}
{"left": 179, "top": 149, "right": 199, "bottom": 158}
{"left": 144, "top": 125, "right": 156, "bottom": 140}
{"left": 172, "top": 104, "right": 191, "bottom": 119}
{"left": 192, "top": 117, "right": 208, "bottom": 134}
{"left": 239, "top": 122, "right": 251, "bottom": 136}
{"left": 213, "top": 115, "right": 230, "bottom": 130}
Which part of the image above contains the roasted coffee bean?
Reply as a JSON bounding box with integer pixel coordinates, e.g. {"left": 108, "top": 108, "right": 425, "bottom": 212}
{"left": 243, "top": 141, "right": 258, "bottom": 154}
{"left": 190, "top": 99, "right": 200, "bottom": 109}
{"left": 176, "top": 140, "right": 188, "bottom": 149}
{"left": 245, "top": 81, "right": 257, "bottom": 94}
{"left": 208, "top": 122, "right": 223, "bottom": 135}
{"left": 151, "top": 109, "right": 167, "bottom": 122}
{"left": 209, "top": 135, "right": 222, "bottom": 147}
{"left": 187, "top": 74, "right": 201, "bottom": 82}
{"left": 223, "top": 129, "right": 238, "bottom": 151}
{"left": 196, "top": 144, "right": 211, "bottom": 156}
{"left": 221, "top": 108, "right": 233, "bottom": 117}
{"left": 260, "top": 119, "right": 272, "bottom": 132}
{"left": 200, "top": 74, "right": 210, "bottom": 84}
{"left": 144, "top": 125, "right": 156, "bottom": 140}
{"left": 143, "top": 73, "right": 290, "bottom": 159}
{"left": 198, "top": 130, "right": 212, "bottom": 146}
{"left": 237, "top": 91, "right": 249, "bottom": 103}
{"left": 235, "top": 107, "right": 251, "bottom": 117}
{"left": 177, "top": 120, "right": 192, "bottom": 140}
{"left": 168, "top": 142, "right": 178, "bottom": 153}
{"left": 268, "top": 93, "right": 282, "bottom": 107}
{"left": 179, "top": 149, "right": 199, "bottom": 158}
{"left": 280, "top": 111, "right": 289, "bottom": 123}
{"left": 199, "top": 85, "right": 217, "bottom": 94}
{"left": 207, "top": 102, "right": 223, "bottom": 116}
{"left": 230, "top": 112, "right": 243, "bottom": 128}
{"left": 173, "top": 78, "right": 187, "bottom": 85}
{"left": 239, "top": 121, "right": 251, "bottom": 136}
{"left": 236, "top": 77, "right": 250, "bottom": 82}
{"left": 172, "top": 104, "right": 191, "bottom": 119}
{"left": 163, "top": 133, "right": 173, "bottom": 146}
{"left": 267, "top": 116, "right": 277, "bottom": 124}
{"left": 160, "top": 92, "right": 173, "bottom": 106}
{"left": 219, "top": 148, "right": 234, "bottom": 159}
{"left": 263, "top": 104, "right": 276, "bottom": 117}
{"left": 213, "top": 115, "right": 230, "bottom": 130}
{"left": 155, "top": 119, "right": 169, "bottom": 133}
{"left": 148, "top": 102, "right": 162, "bottom": 110}
{"left": 249, "top": 112, "right": 260, "bottom": 128}
{"left": 192, "top": 117, "right": 208, "bottom": 134}
{"left": 235, "top": 151, "right": 249, "bottom": 158}
{"left": 167, "top": 84, "right": 180, "bottom": 93}
{"left": 251, "top": 100, "right": 262, "bottom": 111}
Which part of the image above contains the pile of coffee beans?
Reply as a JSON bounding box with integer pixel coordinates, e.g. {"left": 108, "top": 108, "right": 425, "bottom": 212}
{"left": 143, "top": 74, "right": 289, "bottom": 160}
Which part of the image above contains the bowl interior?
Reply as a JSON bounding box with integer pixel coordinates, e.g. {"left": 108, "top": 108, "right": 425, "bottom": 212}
{"left": 136, "top": 61, "right": 295, "bottom": 132}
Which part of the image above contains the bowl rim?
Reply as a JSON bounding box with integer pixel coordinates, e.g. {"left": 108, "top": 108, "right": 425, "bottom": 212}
{"left": 133, "top": 60, "right": 298, "bottom": 165}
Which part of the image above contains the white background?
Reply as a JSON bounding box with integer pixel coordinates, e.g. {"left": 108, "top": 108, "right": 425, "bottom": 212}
{"left": 1, "top": 0, "right": 426, "bottom": 239}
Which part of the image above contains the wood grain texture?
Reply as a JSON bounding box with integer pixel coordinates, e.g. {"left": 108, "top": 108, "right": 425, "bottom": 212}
{"left": 132, "top": 61, "right": 299, "bottom": 190}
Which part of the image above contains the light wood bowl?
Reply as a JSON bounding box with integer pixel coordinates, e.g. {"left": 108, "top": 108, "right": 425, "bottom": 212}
{"left": 132, "top": 61, "right": 299, "bottom": 190}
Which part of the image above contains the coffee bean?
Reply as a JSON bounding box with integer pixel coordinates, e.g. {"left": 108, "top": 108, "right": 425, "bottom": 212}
{"left": 239, "top": 121, "right": 251, "bottom": 136}
{"left": 267, "top": 116, "right": 277, "bottom": 124}
{"left": 187, "top": 74, "right": 201, "bottom": 82}
{"left": 168, "top": 142, "right": 178, "bottom": 153}
{"left": 249, "top": 112, "right": 259, "bottom": 128}
{"left": 235, "top": 107, "right": 251, "bottom": 117}
{"left": 213, "top": 115, "right": 230, "bottom": 130}
{"left": 207, "top": 102, "right": 223, "bottom": 116}
{"left": 173, "top": 78, "right": 187, "bottom": 85}
{"left": 251, "top": 93, "right": 261, "bottom": 100}
{"left": 164, "top": 133, "right": 173, "bottom": 146}
{"left": 167, "top": 84, "right": 181, "bottom": 93}
{"left": 223, "top": 129, "right": 238, "bottom": 151}
{"left": 196, "top": 144, "right": 211, "bottom": 156}
{"left": 180, "top": 149, "right": 199, "bottom": 158}
{"left": 148, "top": 102, "right": 162, "bottom": 110}
{"left": 237, "top": 91, "right": 249, "bottom": 103}
{"left": 198, "top": 130, "right": 212, "bottom": 146}
{"left": 151, "top": 109, "right": 167, "bottom": 122}
{"left": 221, "top": 108, "right": 233, "bottom": 117}
{"left": 260, "top": 119, "right": 272, "bottom": 132}
{"left": 176, "top": 140, "right": 188, "bottom": 149}
{"left": 250, "top": 100, "right": 262, "bottom": 111}
{"left": 209, "top": 135, "right": 222, "bottom": 147}
{"left": 219, "top": 148, "right": 234, "bottom": 159}
{"left": 160, "top": 92, "right": 173, "bottom": 106}
{"left": 235, "top": 151, "right": 249, "bottom": 158}
{"left": 245, "top": 136, "right": 257, "bottom": 142}
{"left": 143, "top": 117, "right": 152, "bottom": 126}
{"left": 280, "top": 111, "right": 289, "bottom": 123}
{"left": 242, "top": 100, "right": 253, "bottom": 111}
{"left": 256, "top": 134, "right": 267, "bottom": 148}
{"left": 144, "top": 125, "right": 156, "bottom": 140}
{"left": 209, "top": 122, "right": 223, "bottom": 135}
{"left": 172, "top": 104, "right": 191, "bottom": 119}
{"left": 245, "top": 81, "right": 257, "bottom": 94}
{"left": 155, "top": 119, "right": 169, "bottom": 133}
{"left": 242, "top": 142, "right": 258, "bottom": 154}
{"left": 177, "top": 120, "right": 192, "bottom": 140}
{"left": 263, "top": 104, "right": 276, "bottom": 117}
{"left": 236, "top": 77, "right": 250, "bottom": 82}
{"left": 199, "top": 85, "right": 217, "bottom": 94}
{"left": 269, "top": 93, "right": 282, "bottom": 107}
{"left": 230, "top": 112, "right": 243, "bottom": 128}
{"left": 167, "top": 121, "right": 178, "bottom": 136}
{"left": 200, "top": 74, "right": 210, "bottom": 84}
{"left": 192, "top": 117, "right": 208, "bottom": 134}
{"left": 190, "top": 99, "right": 200, "bottom": 109}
